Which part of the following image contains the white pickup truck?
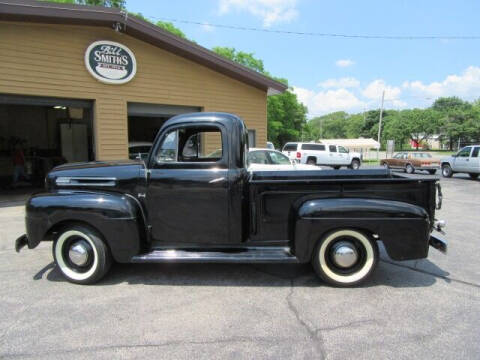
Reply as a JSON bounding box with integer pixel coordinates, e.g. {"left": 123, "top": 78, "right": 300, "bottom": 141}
{"left": 282, "top": 142, "right": 362, "bottom": 169}
{"left": 440, "top": 145, "right": 480, "bottom": 179}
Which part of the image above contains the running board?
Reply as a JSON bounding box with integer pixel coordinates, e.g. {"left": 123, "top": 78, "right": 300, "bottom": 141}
{"left": 131, "top": 247, "right": 299, "bottom": 263}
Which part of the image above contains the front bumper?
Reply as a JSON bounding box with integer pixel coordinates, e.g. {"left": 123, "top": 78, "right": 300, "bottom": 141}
{"left": 429, "top": 231, "right": 447, "bottom": 254}
{"left": 15, "top": 234, "right": 28, "bottom": 253}
{"left": 419, "top": 165, "right": 440, "bottom": 170}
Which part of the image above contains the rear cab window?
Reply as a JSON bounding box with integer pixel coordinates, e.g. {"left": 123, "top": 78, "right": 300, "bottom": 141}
{"left": 329, "top": 145, "right": 337, "bottom": 152}
{"left": 283, "top": 143, "right": 298, "bottom": 152}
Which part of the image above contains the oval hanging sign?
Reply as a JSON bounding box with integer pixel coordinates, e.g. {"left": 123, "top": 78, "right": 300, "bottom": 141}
{"left": 85, "top": 40, "right": 136, "bottom": 84}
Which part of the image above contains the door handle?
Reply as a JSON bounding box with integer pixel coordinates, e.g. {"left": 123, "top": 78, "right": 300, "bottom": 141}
{"left": 209, "top": 177, "right": 226, "bottom": 184}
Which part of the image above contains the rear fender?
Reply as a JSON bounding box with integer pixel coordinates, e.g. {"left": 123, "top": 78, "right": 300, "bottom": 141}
{"left": 26, "top": 191, "right": 145, "bottom": 262}
{"left": 293, "top": 198, "right": 430, "bottom": 262}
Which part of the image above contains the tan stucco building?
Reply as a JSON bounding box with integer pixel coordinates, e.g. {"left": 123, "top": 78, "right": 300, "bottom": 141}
{"left": 0, "top": 1, "right": 286, "bottom": 183}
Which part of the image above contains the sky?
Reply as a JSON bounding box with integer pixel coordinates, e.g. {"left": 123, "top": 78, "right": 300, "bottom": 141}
{"left": 126, "top": 0, "right": 480, "bottom": 117}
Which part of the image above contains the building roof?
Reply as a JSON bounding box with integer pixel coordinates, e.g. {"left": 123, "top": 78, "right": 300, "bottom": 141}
{"left": 320, "top": 138, "right": 381, "bottom": 149}
{"left": 0, "top": 0, "right": 288, "bottom": 95}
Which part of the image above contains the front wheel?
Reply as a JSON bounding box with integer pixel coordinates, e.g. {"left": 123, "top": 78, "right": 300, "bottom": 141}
{"left": 312, "top": 229, "right": 378, "bottom": 287}
{"left": 405, "top": 164, "right": 415, "bottom": 174}
{"left": 349, "top": 159, "right": 361, "bottom": 170}
{"left": 442, "top": 164, "right": 453, "bottom": 178}
{"left": 53, "top": 224, "right": 112, "bottom": 285}
{"left": 469, "top": 173, "right": 479, "bottom": 179}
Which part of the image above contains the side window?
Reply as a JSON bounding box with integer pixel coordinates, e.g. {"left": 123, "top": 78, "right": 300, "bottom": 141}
{"left": 301, "top": 144, "right": 325, "bottom": 151}
{"left": 268, "top": 151, "right": 291, "bottom": 164}
{"left": 329, "top": 145, "right": 337, "bottom": 153}
{"left": 402, "top": 153, "right": 408, "bottom": 159}
{"left": 155, "top": 126, "right": 223, "bottom": 164}
{"left": 338, "top": 146, "right": 348, "bottom": 153}
{"left": 393, "top": 153, "right": 401, "bottom": 159}
{"left": 156, "top": 130, "right": 178, "bottom": 163}
{"left": 248, "top": 151, "right": 269, "bottom": 164}
{"left": 472, "top": 147, "right": 480, "bottom": 158}
{"left": 457, "top": 147, "right": 472, "bottom": 157}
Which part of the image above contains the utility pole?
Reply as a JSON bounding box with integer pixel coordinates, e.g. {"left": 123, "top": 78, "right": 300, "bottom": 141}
{"left": 377, "top": 90, "right": 385, "bottom": 160}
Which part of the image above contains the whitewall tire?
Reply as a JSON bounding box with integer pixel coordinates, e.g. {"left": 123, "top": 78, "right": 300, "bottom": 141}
{"left": 312, "top": 229, "right": 378, "bottom": 287}
{"left": 53, "top": 225, "right": 112, "bottom": 284}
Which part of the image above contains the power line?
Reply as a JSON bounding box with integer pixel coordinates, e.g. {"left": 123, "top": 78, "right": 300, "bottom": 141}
{"left": 149, "top": 16, "right": 480, "bottom": 40}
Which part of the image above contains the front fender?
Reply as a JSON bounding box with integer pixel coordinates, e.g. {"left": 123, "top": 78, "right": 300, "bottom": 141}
{"left": 294, "top": 198, "right": 431, "bottom": 262}
{"left": 26, "top": 191, "right": 145, "bottom": 262}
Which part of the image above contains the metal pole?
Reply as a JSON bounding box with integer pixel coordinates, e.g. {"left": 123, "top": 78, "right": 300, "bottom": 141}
{"left": 377, "top": 90, "right": 385, "bottom": 160}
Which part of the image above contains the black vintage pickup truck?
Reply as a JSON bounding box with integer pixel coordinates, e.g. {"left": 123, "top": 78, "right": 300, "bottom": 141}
{"left": 16, "top": 112, "right": 447, "bottom": 286}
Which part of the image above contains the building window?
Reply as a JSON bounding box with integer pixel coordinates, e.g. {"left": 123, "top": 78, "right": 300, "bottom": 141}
{"left": 248, "top": 129, "right": 256, "bottom": 147}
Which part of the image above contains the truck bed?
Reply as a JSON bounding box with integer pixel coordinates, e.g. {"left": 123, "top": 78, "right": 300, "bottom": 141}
{"left": 248, "top": 169, "right": 437, "bottom": 243}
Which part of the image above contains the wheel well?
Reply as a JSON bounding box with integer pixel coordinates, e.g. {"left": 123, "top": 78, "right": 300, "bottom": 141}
{"left": 307, "top": 156, "right": 317, "bottom": 163}
{"left": 441, "top": 162, "right": 450, "bottom": 167}
{"left": 45, "top": 220, "right": 103, "bottom": 242}
{"left": 351, "top": 158, "right": 360, "bottom": 163}
{"left": 316, "top": 227, "right": 378, "bottom": 247}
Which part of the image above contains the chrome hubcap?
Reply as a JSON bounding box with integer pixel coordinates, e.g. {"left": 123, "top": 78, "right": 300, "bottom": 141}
{"left": 331, "top": 241, "right": 358, "bottom": 268}
{"left": 68, "top": 241, "right": 90, "bottom": 267}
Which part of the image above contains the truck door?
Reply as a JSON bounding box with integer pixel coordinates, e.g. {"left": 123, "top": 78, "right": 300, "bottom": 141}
{"left": 328, "top": 145, "right": 340, "bottom": 165}
{"left": 338, "top": 146, "right": 350, "bottom": 165}
{"left": 471, "top": 146, "right": 480, "bottom": 173}
{"left": 146, "top": 123, "right": 231, "bottom": 244}
{"left": 453, "top": 146, "right": 472, "bottom": 172}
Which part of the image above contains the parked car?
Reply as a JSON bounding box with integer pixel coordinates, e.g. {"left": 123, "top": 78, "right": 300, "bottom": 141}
{"left": 441, "top": 145, "right": 480, "bottom": 179}
{"left": 248, "top": 148, "right": 319, "bottom": 171}
{"left": 380, "top": 152, "right": 440, "bottom": 174}
{"left": 282, "top": 142, "right": 362, "bottom": 169}
{"left": 16, "top": 112, "right": 446, "bottom": 287}
{"left": 128, "top": 142, "right": 152, "bottom": 161}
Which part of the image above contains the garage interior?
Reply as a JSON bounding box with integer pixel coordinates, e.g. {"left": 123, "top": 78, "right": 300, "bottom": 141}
{"left": 0, "top": 94, "right": 93, "bottom": 201}
{"left": 127, "top": 103, "right": 201, "bottom": 146}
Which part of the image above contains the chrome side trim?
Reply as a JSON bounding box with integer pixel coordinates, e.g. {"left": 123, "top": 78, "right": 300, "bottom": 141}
{"left": 131, "top": 247, "right": 298, "bottom": 263}
{"left": 56, "top": 176, "right": 117, "bottom": 187}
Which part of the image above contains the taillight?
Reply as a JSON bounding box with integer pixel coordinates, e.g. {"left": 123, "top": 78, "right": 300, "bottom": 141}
{"left": 296, "top": 152, "right": 301, "bottom": 158}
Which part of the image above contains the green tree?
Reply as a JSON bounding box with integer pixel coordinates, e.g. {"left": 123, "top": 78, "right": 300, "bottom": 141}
{"left": 403, "top": 109, "right": 442, "bottom": 150}
{"left": 212, "top": 47, "right": 307, "bottom": 147}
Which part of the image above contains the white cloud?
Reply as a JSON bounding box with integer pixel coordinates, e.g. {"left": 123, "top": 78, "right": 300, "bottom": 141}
{"left": 362, "top": 79, "right": 403, "bottom": 102}
{"left": 218, "top": 0, "right": 299, "bottom": 27}
{"left": 293, "top": 86, "right": 366, "bottom": 116}
{"left": 403, "top": 66, "right": 480, "bottom": 100}
{"left": 335, "top": 59, "right": 355, "bottom": 68}
{"left": 318, "top": 77, "right": 360, "bottom": 89}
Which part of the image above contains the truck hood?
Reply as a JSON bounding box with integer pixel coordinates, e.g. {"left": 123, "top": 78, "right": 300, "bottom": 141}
{"left": 47, "top": 160, "right": 145, "bottom": 194}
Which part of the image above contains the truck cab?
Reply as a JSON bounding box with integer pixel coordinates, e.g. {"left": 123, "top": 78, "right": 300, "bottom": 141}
{"left": 441, "top": 145, "right": 480, "bottom": 179}
{"left": 16, "top": 113, "right": 446, "bottom": 287}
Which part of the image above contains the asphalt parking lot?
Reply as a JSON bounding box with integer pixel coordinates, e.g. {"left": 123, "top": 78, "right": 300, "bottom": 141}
{"left": 1, "top": 171, "right": 479, "bottom": 359}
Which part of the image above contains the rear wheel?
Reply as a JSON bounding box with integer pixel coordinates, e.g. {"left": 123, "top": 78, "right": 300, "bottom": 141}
{"left": 333, "top": 166, "right": 341, "bottom": 170}
{"left": 469, "top": 173, "right": 479, "bottom": 179}
{"left": 405, "top": 163, "right": 415, "bottom": 174}
{"left": 312, "top": 229, "right": 378, "bottom": 287}
{"left": 442, "top": 164, "right": 453, "bottom": 178}
{"left": 349, "top": 159, "right": 361, "bottom": 170}
{"left": 307, "top": 157, "right": 317, "bottom": 165}
{"left": 53, "top": 224, "right": 112, "bottom": 285}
